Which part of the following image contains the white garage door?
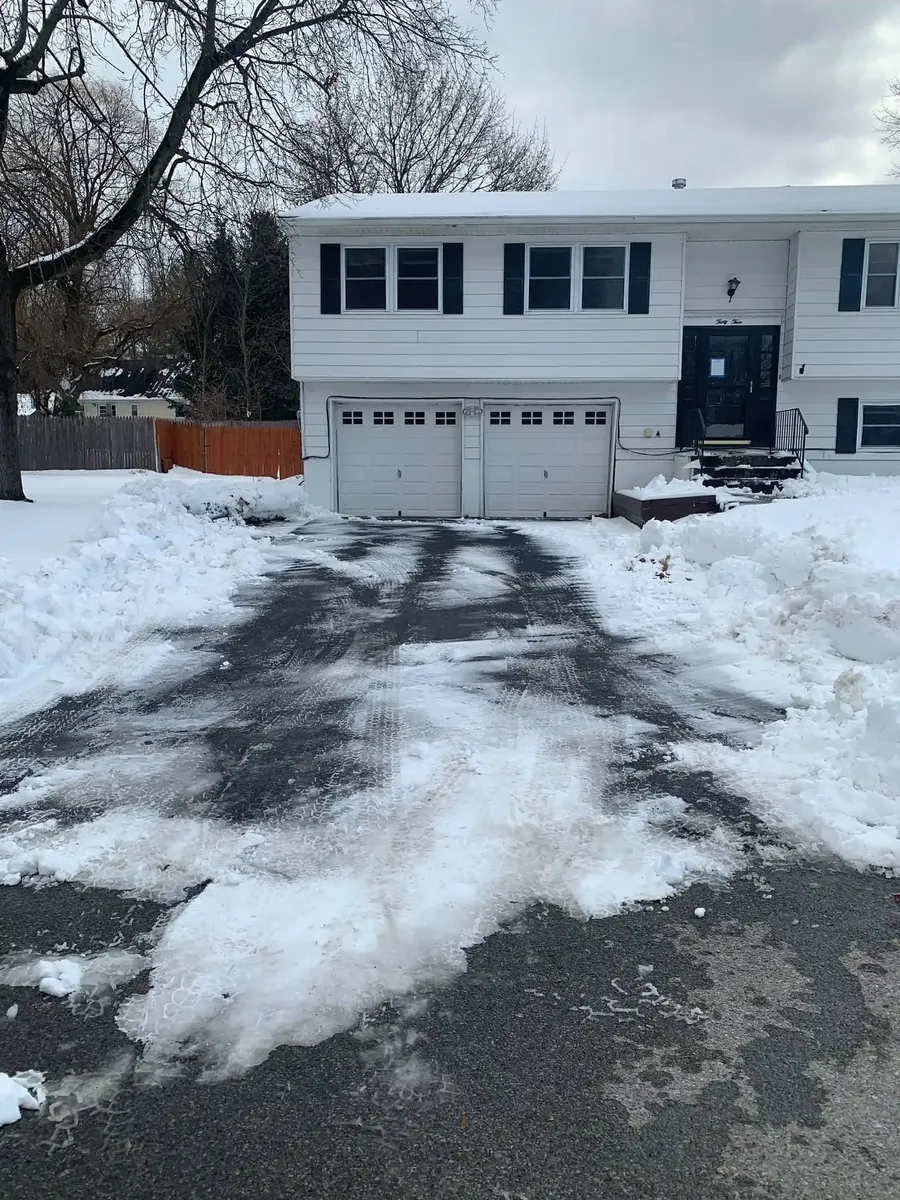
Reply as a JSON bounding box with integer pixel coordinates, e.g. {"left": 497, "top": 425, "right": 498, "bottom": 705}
{"left": 336, "top": 403, "right": 462, "bottom": 518}
{"left": 484, "top": 405, "right": 613, "bottom": 519}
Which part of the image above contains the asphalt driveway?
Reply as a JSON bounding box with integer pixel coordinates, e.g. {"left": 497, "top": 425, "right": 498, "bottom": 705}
{"left": 1, "top": 518, "right": 899, "bottom": 1199}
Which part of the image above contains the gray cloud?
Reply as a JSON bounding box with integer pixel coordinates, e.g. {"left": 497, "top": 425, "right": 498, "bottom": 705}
{"left": 478, "top": 0, "right": 900, "bottom": 188}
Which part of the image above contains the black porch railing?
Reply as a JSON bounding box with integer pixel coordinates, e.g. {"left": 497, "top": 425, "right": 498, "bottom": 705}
{"left": 772, "top": 408, "right": 808, "bottom": 473}
{"left": 688, "top": 407, "right": 808, "bottom": 475}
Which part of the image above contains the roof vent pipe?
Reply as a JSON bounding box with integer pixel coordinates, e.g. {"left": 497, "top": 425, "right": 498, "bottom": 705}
{"left": 672, "top": 178, "right": 687, "bottom": 189}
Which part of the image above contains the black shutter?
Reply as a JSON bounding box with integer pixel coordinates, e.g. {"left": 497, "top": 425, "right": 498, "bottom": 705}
{"left": 835, "top": 397, "right": 859, "bottom": 454}
{"left": 838, "top": 238, "right": 865, "bottom": 312}
{"left": 320, "top": 243, "right": 341, "bottom": 314}
{"left": 627, "top": 242, "right": 652, "bottom": 314}
{"left": 503, "top": 243, "right": 526, "bottom": 315}
{"left": 442, "top": 243, "right": 464, "bottom": 314}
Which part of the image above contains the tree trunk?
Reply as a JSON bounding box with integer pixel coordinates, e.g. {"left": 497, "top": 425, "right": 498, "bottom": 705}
{"left": 0, "top": 240, "right": 27, "bottom": 502}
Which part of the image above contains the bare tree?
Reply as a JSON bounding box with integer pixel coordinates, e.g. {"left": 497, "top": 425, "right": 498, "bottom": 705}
{"left": 284, "top": 61, "right": 557, "bottom": 199}
{"left": 0, "top": 1, "right": 490, "bottom": 501}
{"left": 2, "top": 81, "right": 176, "bottom": 410}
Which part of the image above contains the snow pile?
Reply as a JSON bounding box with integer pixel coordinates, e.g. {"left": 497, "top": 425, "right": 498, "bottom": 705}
{"left": 621, "top": 474, "right": 712, "bottom": 500}
{"left": 0, "top": 471, "right": 321, "bottom": 719}
{"left": 531, "top": 473, "right": 900, "bottom": 870}
{"left": 0, "top": 1071, "right": 45, "bottom": 1126}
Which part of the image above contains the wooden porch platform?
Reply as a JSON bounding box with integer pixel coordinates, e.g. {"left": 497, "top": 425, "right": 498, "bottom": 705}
{"left": 611, "top": 490, "right": 719, "bottom": 528}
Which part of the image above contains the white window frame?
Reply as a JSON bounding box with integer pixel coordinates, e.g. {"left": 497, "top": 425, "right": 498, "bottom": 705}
{"left": 525, "top": 245, "right": 574, "bottom": 313}
{"left": 857, "top": 400, "right": 900, "bottom": 451}
{"left": 341, "top": 244, "right": 443, "bottom": 314}
{"left": 580, "top": 244, "right": 629, "bottom": 313}
{"left": 525, "top": 243, "right": 630, "bottom": 314}
{"left": 393, "top": 245, "right": 443, "bottom": 313}
{"left": 863, "top": 240, "right": 900, "bottom": 310}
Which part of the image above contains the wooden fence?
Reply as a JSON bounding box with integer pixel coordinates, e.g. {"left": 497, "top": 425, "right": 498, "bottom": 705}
{"left": 156, "top": 420, "right": 302, "bottom": 478}
{"left": 17, "top": 414, "right": 158, "bottom": 471}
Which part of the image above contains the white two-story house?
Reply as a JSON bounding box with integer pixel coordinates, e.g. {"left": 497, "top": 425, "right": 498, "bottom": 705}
{"left": 280, "top": 184, "right": 900, "bottom": 519}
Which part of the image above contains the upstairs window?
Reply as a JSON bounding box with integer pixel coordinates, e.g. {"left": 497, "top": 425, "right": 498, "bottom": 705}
{"left": 344, "top": 247, "right": 387, "bottom": 310}
{"left": 527, "top": 247, "right": 572, "bottom": 310}
{"left": 582, "top": 246, "right": 626, "bottom": 310}
{"left": 865, "top": 243, "right": 899, "bottom": 308}
{"left": 397, "top": 248, "right": 439, "bottom": 310}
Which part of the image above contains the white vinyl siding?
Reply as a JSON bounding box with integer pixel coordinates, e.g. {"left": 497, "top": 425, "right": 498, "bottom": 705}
{"left": 777, "top": 379, "right": 900, "bottom": 471}
{"left": 683, "top": 239, "right": 789, "bottom": 316}
{"left": 790, "top": 229, "right": 900, "bottom": 378}
{"left": 290, "top": 232, "right": 684, "bottom": 382}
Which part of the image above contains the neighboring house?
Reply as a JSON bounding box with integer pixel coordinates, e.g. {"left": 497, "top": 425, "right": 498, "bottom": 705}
{"left": 79, "top": 362, "right": 180, "bottom": 421}
{"left": 80, "top": 393, "right": 175, "bottom": 419}
{"left": 280, "top": 184, "right": 900, "bottom": 518}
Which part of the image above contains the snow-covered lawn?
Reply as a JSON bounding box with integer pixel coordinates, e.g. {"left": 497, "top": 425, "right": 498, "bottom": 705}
{"left": 3, "top": 472, "right": 132, "bottom": 573}
{"left": 529, "top": 471, "right": 900, "bottom": 869}
{"left": 0, "top": 468, "right": 319, "bottom": 721}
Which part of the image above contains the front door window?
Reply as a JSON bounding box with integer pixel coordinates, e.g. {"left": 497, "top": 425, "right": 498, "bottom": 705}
{"left": 705, "top": 334, "right": 750, "bottom": 438}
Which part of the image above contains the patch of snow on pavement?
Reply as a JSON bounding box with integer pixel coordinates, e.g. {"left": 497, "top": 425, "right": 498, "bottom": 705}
{"left": 427, "top": 545, "right": 514, "bottom": 606}
{"left": 4, "top": 632, "right": 740, "bottom": 1079}
{"left": 0, "top": 951, "right": 147, "bottom": 998}
{"left": 0, "top": 471, "right": 321, "bottom": 720}
{"left": 528, "top": 473, "right": 900, "bottom": 870}
{"left": 0, "top": 1070, "right": 45, "bottom": 1126}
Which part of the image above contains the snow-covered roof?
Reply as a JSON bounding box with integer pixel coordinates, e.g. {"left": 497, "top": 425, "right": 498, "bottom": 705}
{"left": 281, "top": 184, "right": 900, "bottom": 225}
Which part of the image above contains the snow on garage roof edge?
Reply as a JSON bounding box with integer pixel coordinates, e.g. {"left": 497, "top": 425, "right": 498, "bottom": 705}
{"left": 280, "top": 184, "right": 900, "bottom": 224}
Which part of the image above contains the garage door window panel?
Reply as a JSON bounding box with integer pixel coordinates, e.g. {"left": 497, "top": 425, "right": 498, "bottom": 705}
{"left": 435, "top": 411, "right": 457, "bottom": 425}
{"left": 404, "top": 411, "right": 426, "bottom": 425}
{"left": 397, "top": 248, "right": 440, "bottom": 310}
{"left": 528, "top": 248, "right": 572, "bottom": 310}
{"left": 342, "top": 410, "right": 363, "bottom": 425}
{"left": 373, "top": 410, "right": 394, "bottom": 425}
{"left": 521, "top": 410, "right": 543, "bottom": 425}
{"left": 489, "top": 411, "right": 511, "bottom": 425}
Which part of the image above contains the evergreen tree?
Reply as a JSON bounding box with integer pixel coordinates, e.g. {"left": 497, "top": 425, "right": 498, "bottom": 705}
{"left": 242, "top": 212, "right": 295, "bottom": 420}
{"left": 175, "top": 214, "right": 295, "bottom": 421}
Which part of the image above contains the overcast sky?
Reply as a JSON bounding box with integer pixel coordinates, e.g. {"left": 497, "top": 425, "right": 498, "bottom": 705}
{"left": 475, "top": 0, "right": 900, "bottom": 189}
